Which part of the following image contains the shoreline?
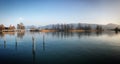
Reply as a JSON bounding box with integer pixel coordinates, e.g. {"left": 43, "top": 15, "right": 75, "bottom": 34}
{"left": 0, "top": 29, "right": 107, "bottom": 33}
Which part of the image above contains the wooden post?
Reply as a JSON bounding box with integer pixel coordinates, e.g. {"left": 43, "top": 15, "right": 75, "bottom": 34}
{"left": 4, "top": 37, "right": 6, "bottom": 48}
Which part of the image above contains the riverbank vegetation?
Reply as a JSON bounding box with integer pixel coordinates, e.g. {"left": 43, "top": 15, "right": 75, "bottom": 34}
{"left": 0, "top": 23, "right": 120, "bottom": 33}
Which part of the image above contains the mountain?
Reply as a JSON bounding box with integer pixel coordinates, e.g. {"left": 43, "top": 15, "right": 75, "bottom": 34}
{"left": 103, "top": 23, "right": 120, "bottom": 29}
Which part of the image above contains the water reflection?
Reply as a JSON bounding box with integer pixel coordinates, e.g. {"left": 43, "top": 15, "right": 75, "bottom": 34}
{"left": 17, "top": 32, "right": 25, "bottom": 39}
{"left": 96, "top": 31, "right": 102, "bottom": 36}
{"left": 0, "top": 31, "right": 119, "bottom": 49}
{"left": 0, "top": 32, "right": 5, "bottom": 38}
{"left": 0, "top": 31, "right": 120, "bottom": 64}
{"left": 4, "top": 37, "right": 6, "bottom": 48}
{"left": 45, "top": 31, "right": 120, "bottom": 38}
{"left": 115, "top": 30, "right": 119, "bottom": 34}
{"left": 49, "top": 32, "right": 93, "bottom": 38}
{"left": 43, "top": 34, "right": 45, "bottom": 51}
{"left": 46, "top": 31, "right": 104, "bottom": 38}
{"left": 0, "top": 31, "right": 119, "bottom": 39}
{"left": 32, "top": 36, "right": 36, "bottom": 64}
{"left": 0, "top": 31, "right": 116, "bottom": 41}
{"left": 0, "top": 32, "right": 15, "bottom": 38}
{"left": 76, "top": 31, "right": 93, "bottom": 38}
{"left": 15, "top": 37, "right": 18, "bottom": 50}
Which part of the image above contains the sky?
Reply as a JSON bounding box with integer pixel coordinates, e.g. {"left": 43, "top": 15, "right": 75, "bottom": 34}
{"left": 0, "top": 0, "right": 120, "bottom": 26}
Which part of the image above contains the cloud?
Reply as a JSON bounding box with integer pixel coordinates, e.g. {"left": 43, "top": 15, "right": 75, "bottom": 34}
{"left": 18, "top": 17, "right": 24, "bottom": 21}
{"left": 16, "top": 17, "right": 24, "bottom": 23}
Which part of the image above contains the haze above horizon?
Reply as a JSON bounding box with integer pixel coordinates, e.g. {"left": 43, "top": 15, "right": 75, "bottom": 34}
{"left": 0, "top": 0, "right": 120, "bottom": 26}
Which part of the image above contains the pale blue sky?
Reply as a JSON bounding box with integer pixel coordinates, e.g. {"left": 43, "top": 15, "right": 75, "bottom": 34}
{"left": 0, "top": 0, "right": 120, "bottom": 26}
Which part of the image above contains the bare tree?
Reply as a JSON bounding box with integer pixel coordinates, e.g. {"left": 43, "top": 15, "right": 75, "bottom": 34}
{"left": 96, "top": 25, "right": 102, "bottom": 31}
{"left": 77, "top": 23, "right": 82, "bottom": 30}
{"left": 0, "top": 24, "right": 5, "bottom": 31}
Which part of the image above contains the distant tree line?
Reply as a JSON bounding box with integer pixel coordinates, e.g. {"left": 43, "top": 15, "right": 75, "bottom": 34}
{"left": 96, "top": 25, "right": 103, "bottom": 31}
{"left": 52, "top": 24, "right": 74, "bottom": 31}
{"left": 50, "top": 23, "right": 103, "bottom": 31}
{"left": 77, "top": 23, "right": 92, "bottom": 30}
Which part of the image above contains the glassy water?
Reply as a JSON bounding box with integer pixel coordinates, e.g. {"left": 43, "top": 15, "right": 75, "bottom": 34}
{"left": 0, "top": 31, "right": 120, "bottom": 64}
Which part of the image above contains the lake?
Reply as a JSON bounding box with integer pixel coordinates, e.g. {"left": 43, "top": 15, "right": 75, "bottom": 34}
{"left": 0, "top": 31, "right": 120, "bottom": 64}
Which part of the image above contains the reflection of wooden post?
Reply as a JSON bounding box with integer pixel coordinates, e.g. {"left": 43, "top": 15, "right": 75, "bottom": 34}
{"left": 15, "top": 37, "right": 18, "bottom": 50}
{"left": 4, "top": 37, "right": 6, "bottom": 48}
{"left": 32, "top": 36, "right": 36, "bottom": 54}
{"left": 32, "top": 36, "right": 36, "bottom": 64}
{"left": 43, "top": 34, "right": 45, "bottom": 51}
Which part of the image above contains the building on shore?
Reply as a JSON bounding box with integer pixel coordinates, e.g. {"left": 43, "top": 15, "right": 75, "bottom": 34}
{"left": 0, "top": 24, "right": 15, "bottom": 32}
{"left": 17, "top": 23, "right": 25, "bottom": 30}
{"left": 17, "top": 23, "right": 25, "bottom": 32}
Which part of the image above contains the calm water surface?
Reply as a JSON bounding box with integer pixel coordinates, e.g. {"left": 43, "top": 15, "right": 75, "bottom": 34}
{"left": 0, "top": 31, "right": 120, "bottom": 64}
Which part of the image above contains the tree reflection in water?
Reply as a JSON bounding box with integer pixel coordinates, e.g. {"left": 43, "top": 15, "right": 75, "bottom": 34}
{"left": 45, "top": 31, "right": 104, "bottom": 39}
{"left": 0, "top": 31, "right": 119, "bottom": 64}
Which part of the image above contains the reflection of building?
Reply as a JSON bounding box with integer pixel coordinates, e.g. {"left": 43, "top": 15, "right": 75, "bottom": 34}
{"left": 0, "top": 32, "right": 15, "bottom": 39}
{"left": 0, "top": 32, "right": 5, "bottom": 38}
{"left": 17, "top": 32, "right": 25, "bottom": 39}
